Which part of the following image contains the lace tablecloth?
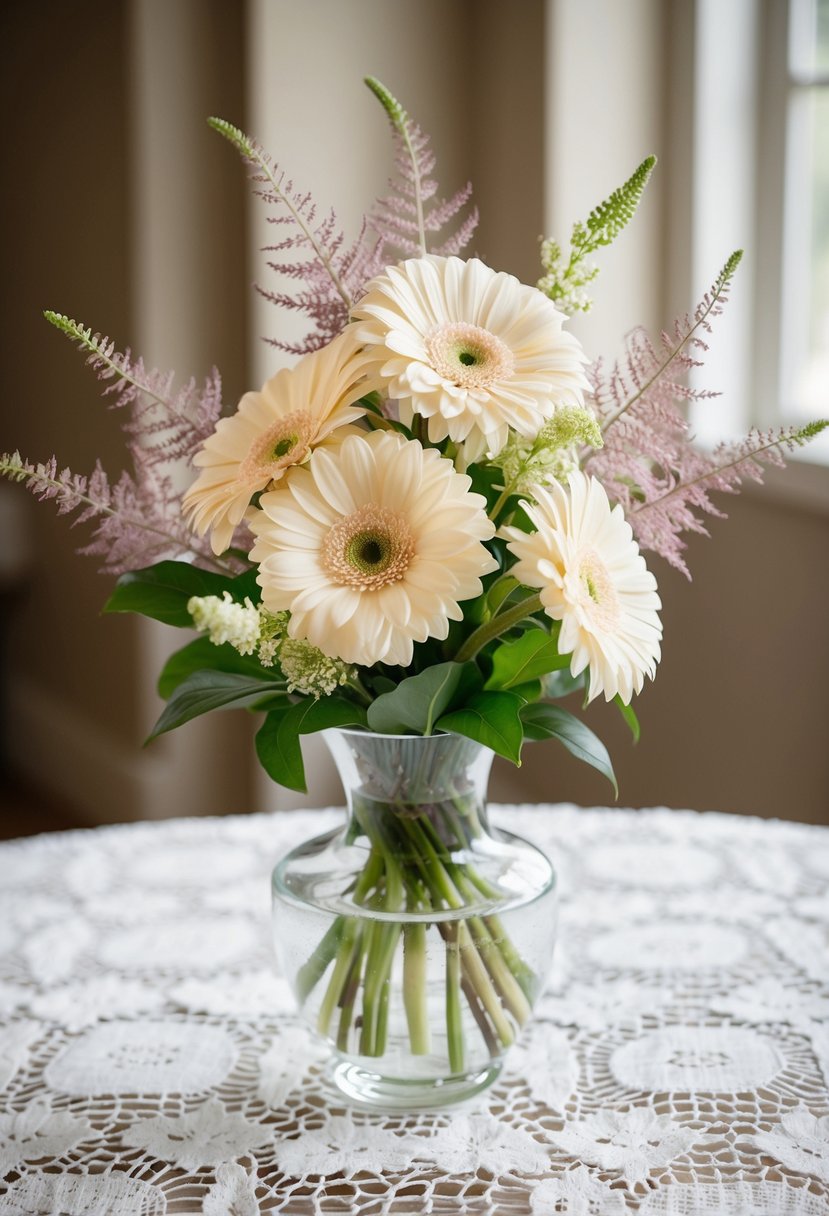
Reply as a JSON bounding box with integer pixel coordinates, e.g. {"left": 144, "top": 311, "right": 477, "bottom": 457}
{"left": 1, "top": 805, "right": 828, "bottom": 1215}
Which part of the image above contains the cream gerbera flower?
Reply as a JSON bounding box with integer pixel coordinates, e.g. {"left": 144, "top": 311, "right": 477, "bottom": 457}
{"left": 352, "top": 255, "right": 590, "bottom": 463}
{"left": 503, "top": 472, "right": 662, "bottom": 703}
{"left": 249, "top": 430, "right": 498, "bottom": 667}
{"left": 183, "top": 329, "right": 373, "bottom": 554}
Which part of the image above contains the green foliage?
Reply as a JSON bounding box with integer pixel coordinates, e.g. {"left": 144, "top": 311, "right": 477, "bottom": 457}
{"left": 146, "top": 672, "right": 286, "bottom": 743}
{"left": 521, "top": 703, "right": 617, "bottom": 795}
{"left": 207, "top": 117, "right": 257, "bottom": 159}
{"left": 794, "top": 419, "right": 829, "bottom": 443}
{"left": 157, "top": 637, "right": 278, "bottom": 699}
{"left": 364, "top": 77, "right": 408, "bottom": 134}
{"left": 537, "top": 155, "right": 656, "bottom": 314}
{"left": 256, "top": 697, "right": 368, "bottom": 792}
{"left": 543, "top": 668, "right": 585, "bottom": 699}
{"left": 715, "top": 249, "right": 744, "bottom": 294}
{"left": 367, "top": 662, "right": 482, "bottom": 735}
{"left": 104, "top": 561, "right": 258, "bottom": 627}
{"left": 43, "top": 311, "right": 97, "bottom": 349}
{"left": 484, "top": 630, "right": 570, "bottom": 692}
{"left": 574, "top": 155, "right": 656, "bottom": 255}
{"left": 437, "top": 692, "right": 525, "bottom": 765}
{"left": 614, "top": 694, "right": 641, "bottom": 744}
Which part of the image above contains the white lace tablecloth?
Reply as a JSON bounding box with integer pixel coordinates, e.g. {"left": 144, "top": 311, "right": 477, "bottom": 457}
{"left": 1, "top": 805, "right": 828, "bottom": 1215}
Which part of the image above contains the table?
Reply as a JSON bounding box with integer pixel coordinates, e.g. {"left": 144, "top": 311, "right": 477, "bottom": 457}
{"left": 1, "top": 805, "right": 828, "bottom": 1215}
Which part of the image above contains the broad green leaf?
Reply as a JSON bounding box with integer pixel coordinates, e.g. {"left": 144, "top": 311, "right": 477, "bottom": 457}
{"left": 255, "top": 705, "right": 305, "bottom": 791}
{"left": 485, "top": 630, "right": 569, "bottom": 691}
{"left": 367, "top": 662, "right": 481, "bottom": 735}
{"left": 507, "top": 679, "right": 543, "bottom": 704}
{"left": 366, "top": 675, "right": 397, "bottom": 697}
{"left": 104, "top": 560, "right": 256, "bottom": 627}
{"left": 542, "top": 668, "right": 584, "bottom": 699}
{"left": 521, "top": 702, "right": 617, "bottom": 795}
{"left": 146, "top": 672, "right": 286, "bottom": 743}
{"left": 486, "top": 575, "right": 519, "bottom": 616}
{"left": 256, "top": 696, "right": 367, "bottom": 792}
{"left": 436, "top": 691, "right": 525, "bottom": 765}
{"left": 157, "top": 637, "right": 280, "bottom": 698}
{"left": 614, "top": 694, "right": 641, "bottom": 744}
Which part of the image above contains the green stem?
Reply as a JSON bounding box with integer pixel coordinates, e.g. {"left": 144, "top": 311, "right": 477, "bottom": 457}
{"left": 488, "top": 483, "right": 518, "bottom": 522}
{"left": 316, "top": 918, "right": 360, "bottom": 1037}
{"left": 458, "top": 921, "right": 515, "bottom": 1048}
{"left": 360, "top": 919, "right": 402, "bottom": 1056}
{"left": 295, "top": 919, "right": 344, "bottom": 1004}
{"left": 336, "top": 928, "right": 366, "bottom": 1051}
{"left": 403, "top": 921, "right": 431, "bottom": 1054}
{"left": 454, "top": 593, "right": 544, "bottom": 662}
{"left": 445, "top": 924, "right": 464, "bottom": 1072}
{"left": 359, "top": 854, "right": 404, "bottom": 1056}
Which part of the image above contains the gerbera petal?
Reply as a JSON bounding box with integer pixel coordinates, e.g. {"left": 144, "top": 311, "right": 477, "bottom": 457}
{"left": 507, "top": 471, "right": 662, "bottom": 704}
{"left": 182, "top": 328, "right": 372, "bottom": 553}
{"left": 253, "top": 430, "right": 496, "bottom": 668}
{"left": 353, "top": 254, "right": 590, "bottom": 460}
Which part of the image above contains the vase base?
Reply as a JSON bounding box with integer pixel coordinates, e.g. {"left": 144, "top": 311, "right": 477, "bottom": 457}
{"left": 328, "top": 1058, "right": 503, "bottom": 1111}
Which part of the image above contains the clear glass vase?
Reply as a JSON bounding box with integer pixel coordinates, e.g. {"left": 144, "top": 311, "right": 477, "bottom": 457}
{"left": 271, "top": 728, "right": 558, "bottom": 1110}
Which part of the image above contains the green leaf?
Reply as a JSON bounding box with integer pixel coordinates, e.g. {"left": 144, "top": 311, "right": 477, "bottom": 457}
{"left": 484, "top": 630, "right": 569, "bottom": 691}
{"left": 157, "top": 637, "right": 280, "bottom": 699}
{"left": 256, "top": 697, "right": 367, "bottom": 792}
{"left": 367, "top": 662, "right": 482, "bottom": 735}
{"left": 104, "top": 561, "right": 245, "bottom": 627}
{"left": 521, "top": 702, "right": 617, "bottom": 796}
{"left": 542, "top": 668, "right": 584, "bottom": 699}
{"left": 507, "top": 679, "right": 543, "bottom": 704}
{"left": 486, "top": 575, "right": 519, "bottom": 616}
{"left": 146, "top": 672, "right": 286, "bottom": 743}
{"left": 437, "top": 692, "right": 525, "bottom": 765}
{"left": 614, "top": 694, "right": 641, "bottom": 744}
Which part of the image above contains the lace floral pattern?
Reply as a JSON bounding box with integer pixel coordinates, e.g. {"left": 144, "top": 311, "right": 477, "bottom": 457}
{"left": 0, "top": 805, "right": 828, "bottom": 1213}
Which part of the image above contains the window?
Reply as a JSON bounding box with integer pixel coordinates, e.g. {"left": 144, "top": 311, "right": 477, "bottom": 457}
{"left": 780, "top": 0, "right": 829, "bottom": 459}
{"left": 690, "top": 0, "right": 829, "bottom": 466}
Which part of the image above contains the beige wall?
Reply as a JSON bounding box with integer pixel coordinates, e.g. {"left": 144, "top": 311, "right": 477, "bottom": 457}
{"left": 1, "top": 0, "right": 256, "bottom": 822}
{"left": 1, "top": 0, "right": 827, "bottom": 827}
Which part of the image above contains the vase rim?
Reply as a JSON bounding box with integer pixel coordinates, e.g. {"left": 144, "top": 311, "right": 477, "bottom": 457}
{"left": 323, "top": 726, "right": 489, "bottom": 745}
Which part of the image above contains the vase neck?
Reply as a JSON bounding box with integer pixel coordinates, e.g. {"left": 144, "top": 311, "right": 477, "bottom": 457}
{"left": 324, "top": 730, "right": 494, "bottom": 846}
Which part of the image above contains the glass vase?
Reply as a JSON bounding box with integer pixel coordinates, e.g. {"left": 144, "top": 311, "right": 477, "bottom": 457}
{"left": 271, "top": 729, "right": 558, "bottom": 1110}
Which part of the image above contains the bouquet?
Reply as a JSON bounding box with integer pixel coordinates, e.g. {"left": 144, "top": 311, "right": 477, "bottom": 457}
{"left": 3, "top": 79, "right": 824, "bottom": 1095}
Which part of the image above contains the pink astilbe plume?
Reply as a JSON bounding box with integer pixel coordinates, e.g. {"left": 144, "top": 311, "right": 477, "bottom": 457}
{"left": 208, "top": 118, "right": 381, "bottom": 356}
{"left": 43, "top": 313, "right": 224, "bottom": 469}
{"left": 0, "top": 452, "right": 220, "bottom": 576}
{"left": 627, "top": 424, "right": 825, "bottom": 576}
{"left": 365, "top": 77, "right": 478, "bottom": 261}
{"left": 581, "top": 252, "right": 824, "bottom": 575}
{"left": 0, "top": 313, "right": 228, "bottom": 575}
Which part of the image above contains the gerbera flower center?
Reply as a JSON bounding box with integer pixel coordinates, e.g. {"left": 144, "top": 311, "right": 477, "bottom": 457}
{"left": 239, "top": 409, "right": 316, "bottom": 484}
{"left": 426, "top": 322, "right": 515, "bottom": 389}
{"left": 321, "top": 504, "right": 415, "bottom": 590}
{"left": 578, "top": 548, "right": 621, "bottom": 631}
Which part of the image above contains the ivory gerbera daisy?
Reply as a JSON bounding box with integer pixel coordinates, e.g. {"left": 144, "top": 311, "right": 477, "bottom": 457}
{"left": 352, "top": 255, "right": 590, "bottom": 463}
{"left": 503, "top": 472, "right": 662, "bottom": 703}
{"left": 248, "top": 430, "right": 498, "bottom": 667}
{"left": 183, "top": 329, "right": 374, "bottom": 554}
